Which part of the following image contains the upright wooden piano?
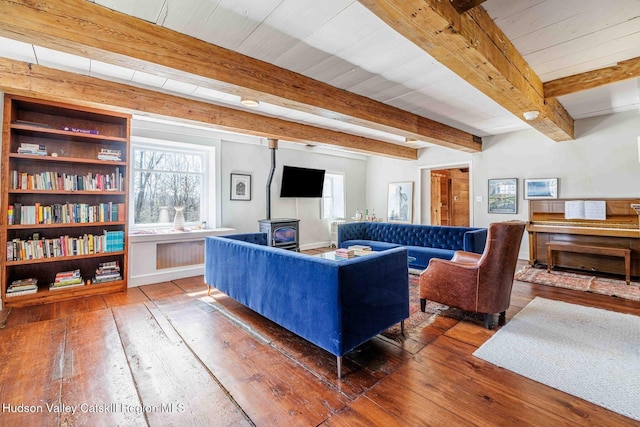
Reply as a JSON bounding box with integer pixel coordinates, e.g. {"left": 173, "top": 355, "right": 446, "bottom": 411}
{"left": 527, "top": 198, "right": 640, "bottom": 279}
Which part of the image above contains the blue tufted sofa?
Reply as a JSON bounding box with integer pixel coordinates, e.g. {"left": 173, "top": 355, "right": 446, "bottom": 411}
{"left": 338, "top": 222, "right": 487, "bottom": 270}
{"left": 204, "top": 233, "right": 409, "bottom": 378}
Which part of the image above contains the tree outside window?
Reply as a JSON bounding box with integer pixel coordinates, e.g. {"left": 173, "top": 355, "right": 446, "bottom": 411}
{"left": 131, "top": 142, "right": 209, "bottom": 227}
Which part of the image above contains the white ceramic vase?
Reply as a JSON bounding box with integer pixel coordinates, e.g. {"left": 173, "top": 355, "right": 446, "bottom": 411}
{"left": 173, "top": 206, "right": 185, "bottom": 231}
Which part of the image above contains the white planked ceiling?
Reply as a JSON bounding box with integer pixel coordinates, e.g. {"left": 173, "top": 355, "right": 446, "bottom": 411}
{"left": 1, "top": 0, "right": 639, "bottom": 151}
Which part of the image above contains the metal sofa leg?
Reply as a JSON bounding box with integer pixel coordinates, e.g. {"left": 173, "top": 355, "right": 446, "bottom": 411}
{"left": 420, "top": 298, "right": 426, "bottom": 312}
{"left": 337, "top": 356, "right": 342, "bottom": 379}
{"left": 483, "top": 313, "right": 494, "bottom": 330}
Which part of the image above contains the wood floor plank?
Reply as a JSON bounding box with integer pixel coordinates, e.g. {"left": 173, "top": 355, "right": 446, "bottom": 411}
{"left": 54, "top": 295, "right": 107, "bottom": 319}
{"left": 59, "top": 309, "right": 146, "bottom": 427}
{"left": 172, "top": 275, "right": 208, "bottom": 294}
{"left": 0, "top": 319, "right": 66, "bottom": 426}
{"left": 323, "top": 396, "right": 405, "bottom": 427}
{"left": 138, "top": 281, "right": 185, "bottom": 301}
{"left": 111, "top": 302, "right": 252, "bottom": 427}
{"left": 102, "top": 287, "right": 149, "bottom": 308}
{"left": 3, "top": 303, "right": 57, "bottom": 327}
{"left": 423, "top": 335, "right": 638, "bottom": 426}
{"left": 360, "top": 372, "right": 474, "bottom": 426}
{"left": 153, "top": 296, "right": 350, "bottom": 427}
{"left": 443, "top": 321, "right": 494, "bottom": 348}
{"left": 370, "top": 353, "right": 573, "bottom": 426}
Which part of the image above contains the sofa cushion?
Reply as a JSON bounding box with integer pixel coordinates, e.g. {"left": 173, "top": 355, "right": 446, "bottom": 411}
{"left": 339, "top": 239, "right": 401, "bottom": 252}
{"left": 406, "top": 246, "right": 456, "bottom": 270}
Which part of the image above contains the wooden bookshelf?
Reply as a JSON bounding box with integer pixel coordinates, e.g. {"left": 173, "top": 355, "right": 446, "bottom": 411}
{"left": 1, "top": 94, "right": 130, "bottom": 307}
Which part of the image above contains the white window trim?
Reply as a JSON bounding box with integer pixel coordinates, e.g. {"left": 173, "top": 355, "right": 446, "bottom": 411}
{"left": 129, "top": 136, "right": 214, "bottom": 231}
{"left": 322, "top": 171, "right": 346, "bottom": 220}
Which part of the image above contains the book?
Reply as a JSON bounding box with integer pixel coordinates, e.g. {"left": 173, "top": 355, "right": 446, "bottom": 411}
{"left": 62, "top": 126, "right": 99, "bottom": 135}
{"left": 49, "top": 281, "right": 85, "bottom": 291}
{"left": 348, "top": 245, "right": 372, "bottom": 251}
{"left": 6, "top": 287, "right": 38, "bottom": 296}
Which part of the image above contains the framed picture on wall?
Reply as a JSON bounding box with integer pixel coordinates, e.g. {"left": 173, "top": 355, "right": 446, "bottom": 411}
{"left": 230, "top": 173, "right": 251, "bottom": 201}
{"left": 524, "top": 178, "right": 558, "bottom": 199}
{"left": 387, "top": 181, "right": 414, "bottom": 223}
{"left": 488, "top": 178, "right": 517, "bottom": 214}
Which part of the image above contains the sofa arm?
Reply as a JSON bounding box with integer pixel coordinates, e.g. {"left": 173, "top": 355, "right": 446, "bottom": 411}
{"left": 337, "top": 222, "right": 369, "bottom": 246}
{"left": 223, "top": 232, "right": 268, "bottom": 246}
{"left": 463, "top": 228, "right": 487, "bottom": 254}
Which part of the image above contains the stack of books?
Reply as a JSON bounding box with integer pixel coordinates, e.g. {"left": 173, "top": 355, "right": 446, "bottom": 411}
{"left": 6, "top": 278, "right": 38, "bottom": 297}
{"left": 97, "top": 148, "right": 122, "bottom": 161}
{"left": 17, "top": 142, "right": 47, "bottom": 156}
{"left": 348, "top": 245, "right": 373, "bottom": 256}
{"left": 93, "top": 261, "right": 122, "bottom": 284}
{"left": 335, "top": 248, "right": 355, "bottom": 259}
{"left": 49, "top": 269, "right": 84, "bottom": 291}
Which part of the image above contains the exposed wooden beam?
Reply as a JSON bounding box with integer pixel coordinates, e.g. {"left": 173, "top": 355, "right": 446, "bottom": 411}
{"left": 0, "top": 0, "right": 481, "bottom": 153}
{"left": 449, "top": 0, "right": 488, "bottom": 14}
{"left": 0, "top": 58, "right": 417, "bottom": 160}
{"left": 358, "top": 0, "right": 575, "bottom": 141}
{"left": 544, "top": 57, "right": 640, "bottom": 98}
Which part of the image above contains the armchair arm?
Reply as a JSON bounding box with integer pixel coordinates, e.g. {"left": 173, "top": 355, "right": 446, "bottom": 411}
{"left": 451, "top": 250, "right": 481, "bottom": 264}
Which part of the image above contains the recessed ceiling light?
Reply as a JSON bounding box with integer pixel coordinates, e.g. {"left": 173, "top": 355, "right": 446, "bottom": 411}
{"left": 405, "top": 137, "right": 418, "bottom": 144}
{"left": 523, "top": 110, "right": 539, "bottom": 121}
{"left": 240, "top": 97, "right": 259, "bottom": 107}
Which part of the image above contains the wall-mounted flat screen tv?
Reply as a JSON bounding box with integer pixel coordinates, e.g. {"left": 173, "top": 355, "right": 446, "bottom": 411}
{"left": 280, "top": 165, "right": 325, "bottom": 198}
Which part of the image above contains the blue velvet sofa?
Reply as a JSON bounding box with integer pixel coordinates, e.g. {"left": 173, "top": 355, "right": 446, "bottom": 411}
{"left": 204, "top": 233, "right": 409, "bottom": 378}
{"left": 338, "top": 222, "right": 487, "bottom": 270}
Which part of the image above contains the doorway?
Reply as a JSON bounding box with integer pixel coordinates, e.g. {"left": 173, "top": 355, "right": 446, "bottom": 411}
{"left": 430, "top": 168, "right": 470, "bottom": 226}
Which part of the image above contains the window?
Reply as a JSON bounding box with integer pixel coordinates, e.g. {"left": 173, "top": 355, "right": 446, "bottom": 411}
{"left": 322, "top": 172, "right": 345, "bottom": 219}
{"left": 131, "top": 139, "right": 211, "bottom": 228}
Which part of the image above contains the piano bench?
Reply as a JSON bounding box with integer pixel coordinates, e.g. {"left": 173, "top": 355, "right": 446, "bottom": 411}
{"left": 546, "top": 241, "right": 631, "bottom": 285}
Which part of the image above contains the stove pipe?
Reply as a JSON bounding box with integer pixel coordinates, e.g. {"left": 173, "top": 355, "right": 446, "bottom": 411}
{"left": 266, "top": 138, "right": 278, "bottom": 220}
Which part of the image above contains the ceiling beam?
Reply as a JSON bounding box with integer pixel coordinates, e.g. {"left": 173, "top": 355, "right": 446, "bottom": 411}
{"left": 449, "top": 0, "right": 488, "bottom": 14}
{"left": 358, "top": 0, "right": 575, "bottom": 141}
{"left": 0, "top": 58, "right": 417, "bottom": 159}
{"left": 0, "top": 0, "right": 481, "bottom": 153}
{"left": 544, "top": 57, "right": 640, "bottom": 98}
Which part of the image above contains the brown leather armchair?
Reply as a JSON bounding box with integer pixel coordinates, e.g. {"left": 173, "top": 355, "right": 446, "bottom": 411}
{"left": 419, "top": 221, "right": 525, "bottom": 329}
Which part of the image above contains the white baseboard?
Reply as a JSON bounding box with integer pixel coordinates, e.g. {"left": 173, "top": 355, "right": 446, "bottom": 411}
{"left": 128, "top": 265, "right": 204, "bottom": 287}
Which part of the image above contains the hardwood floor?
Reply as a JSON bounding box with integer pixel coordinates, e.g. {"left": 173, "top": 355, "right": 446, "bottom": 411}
{"left": 1, "top": 258, "right": 639, "bottom": 426}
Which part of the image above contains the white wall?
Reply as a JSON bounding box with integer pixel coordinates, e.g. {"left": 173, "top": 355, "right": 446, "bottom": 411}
{"left": 221, "top": 141, "right": 367, "bottom": 248}
{"left": 366, "top": 110, "right": 640, "bottom": 259}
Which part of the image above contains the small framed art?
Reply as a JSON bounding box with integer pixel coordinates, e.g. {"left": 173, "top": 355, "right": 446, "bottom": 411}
{"left": 524, "top": 178, "right": 558, "bottom": 199}
{"left": 387, "top": 181, "right": 413, "bottom": 223}
{"left": 488, "top": 178, "right": 517, "bottom": 214}
{"left": 230, "top": 173, "right": 251, "bottom": 201}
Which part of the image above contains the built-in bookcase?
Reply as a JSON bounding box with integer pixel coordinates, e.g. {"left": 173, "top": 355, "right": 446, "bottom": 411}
{"left": 1, "top": 94, "right": 130, "bottom": 307}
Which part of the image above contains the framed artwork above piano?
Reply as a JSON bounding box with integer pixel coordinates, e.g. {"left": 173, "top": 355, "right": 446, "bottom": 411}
{"left": 527, "top": 198, "right": 640, "bottom": 279}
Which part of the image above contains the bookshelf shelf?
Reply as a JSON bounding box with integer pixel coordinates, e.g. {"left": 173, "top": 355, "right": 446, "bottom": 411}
{"left": 8, "top": 221, "right": 126, "bottom": 230}
{"left": 6, "top": 251, "right": 126, "bottom": 267}
{"left": 9, "top": 189, "right": 126, "bottom": 195}
{"left": 10, "top": 123, "right": 128, "bottom": 143}
{"left": 3, "top": 279, "right": 126, "bottom": 308}
{"left": 9, "top": 153, "right": 127, "bottom": 166}
{"left": 1, "top": 94, "right": 130, "bottom": 307}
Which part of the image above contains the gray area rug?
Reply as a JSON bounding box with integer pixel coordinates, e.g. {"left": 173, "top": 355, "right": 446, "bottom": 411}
{"left": 473, "top": 297, "right": 640, "bottom": 421}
